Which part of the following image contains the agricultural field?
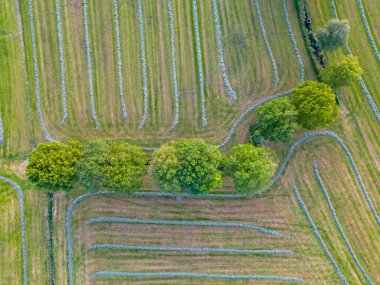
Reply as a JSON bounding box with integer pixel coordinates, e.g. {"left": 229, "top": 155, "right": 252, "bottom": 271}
{"left": 0, "top": 0, "right": 379, "bottom": 285}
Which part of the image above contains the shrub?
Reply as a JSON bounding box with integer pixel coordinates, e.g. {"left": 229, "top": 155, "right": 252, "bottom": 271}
{"left": 227, "top": 144, "right": 276, "bottom": 193}
{"left": 76, "top": 140, "right": 147, "bottom": 193}
{"left": 291, "top": 81, "right": 339, "bottom": 130}
{"left": 26, "top": 141, "right": 81, "bottom": 191}
{"left": 256, "top": 98, "right": 297, "bottom": 143}
{"left": 317, "top": 19, "right": 350, "bottom": 51}
{"left": 151, "top": 139, "right": 222, "bottom": 193}
{"left": 321, "top": 55, "right": 363, "bottom": 89}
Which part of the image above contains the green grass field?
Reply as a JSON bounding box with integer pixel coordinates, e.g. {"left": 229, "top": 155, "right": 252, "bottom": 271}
{"left": 0, "top": 0, "right": 379, "bottom": 284}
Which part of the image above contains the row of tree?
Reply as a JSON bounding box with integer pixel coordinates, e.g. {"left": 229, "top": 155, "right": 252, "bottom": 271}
{"left": 26, "top": 139, "right": 276, "bottom": 194}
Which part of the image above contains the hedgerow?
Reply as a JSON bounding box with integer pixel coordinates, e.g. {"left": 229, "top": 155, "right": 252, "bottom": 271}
{"left": 291, "top": 180, "right": 348, "bottom": 285}
{"left": 27, "top": 0, "right": 55, "bottom": 141}
{"left": 167, "top": 0, "right": 180, "bottom": 128}
{"left": 313, "top": 161, "right": 374, "bottom": 285}
{"left": 0, "top": 177, "right": 28, "bottom": 285}
{"left": 54, "top": 0, "right": 68, "bottom": 124}
{"left": 88, "top": 244, "right": 293, "bottom": 255}
{"left": 192, "top": 0, "right": 208, "bottom": 128}
{"left": 254, "top": 0, "right": 279, "bottom": 87}
{"left": 281, "top": 0, "right": 305, "bottom": 82}
{"left": 82, "top": 0, "right": 100, "bottom": 130}
{"left": 137, "top": 0, "right": 149, "bottom": 128}
{"left": 212, "top": 0, "right": 237, "bottom": 100}
{"left": 113, "top": 0, "right": 128, "bottom": 120}
{"left": 89, "top": 271, "right": 304, "bottom": 282}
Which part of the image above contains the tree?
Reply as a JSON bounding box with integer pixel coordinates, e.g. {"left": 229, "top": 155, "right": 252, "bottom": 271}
{"left": 75, "top": 140, "right": 147, "bottom": 193}
{"left": 291, "top": 81, "right": 339, "bottom": 130}
{"left": 226, "top": 144, "right": 276, "bottom": 193}
{"left": 256, "top": 98, "right": 298, "bottom": 143}
{"left": 26, "top": 140, "right": 81, "bottom": 191}
{"left": 321, "top": 55, "right": 363, "bottom": 89}
{"left": 151, "top": 139, "right": 223, "bottom": 193}
{"left": 317, "top": 19, "right": 350, "bottom": 51}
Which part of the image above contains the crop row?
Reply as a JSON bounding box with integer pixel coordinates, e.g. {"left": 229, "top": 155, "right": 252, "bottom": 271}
{"left": 137, "top": 0, "right": 149, "bottom": 128}
{"left": 356, "top": 0, "right": 380, "bottom": 64}
{"left": 329, "top": 0, "right": 380, "bottom": 123}
{"left": 212, "top": 0, "right": 237, "bottom": 100}
{"left": 254, "top": 0, "right": 280, "bottom": 87}
{"left": 313, "top": 161, "right": 373, "bottom": 285}
{"left": 113, "top": 0, "right": 128, "bottom": 120}
{"left": 82, "top": 0, "right": 100, "bottom": 130}
{"left": 54, "top": 0, "right": 68, "bottom": 123}
{"left": 167, "top": 0, "right": 180, "bottom": 128}
{"left": 281, "top": 0, "right": 305, "bottom": 82}
{"left": 0, "top": 177, "right": 28, "bottom": 285}
{"left": 291, "top": 180, "right": 348, "bottom": 285}
{"left": 26, "top": 0, "right": 54, "bottom": 141}
{"left": 192, "top": 0, "right": 208, "bottom": 128}
{"left": 89, "top": 271, "right": 304, "bottom": 282}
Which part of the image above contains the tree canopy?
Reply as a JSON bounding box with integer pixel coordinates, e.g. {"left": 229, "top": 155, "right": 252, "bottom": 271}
{"left": 321, "top": 55, "right": 363, "bottom": 89}
{"left": 26, "top": 140, "right": 81, "bottom": 191}
{"left": 75, "top": 140, "right": 147, "bottom": 193}
{"left": 291, "top": 81, "right": 339, "bottom": 130}
{"left": 256, "top": 98, "right": 298, "bottom": 143}
{"left": 226, "top": 144, "right": 276, "bottom": 193}
{"left": 317, "top": 19, "right": 350, "bottom": 51}
{"left": 151, "top": 139, "right": 223, "bottom": 193}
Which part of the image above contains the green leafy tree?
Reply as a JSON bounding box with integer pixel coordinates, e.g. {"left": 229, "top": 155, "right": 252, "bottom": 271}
{"left": 26, "top": 140, "right": 81, "bottom": 191}
{"left": 256, "top": 98, "right": 298, "bottom": 143}
{"left": 321, "top": 55, "right": 363, "bottom": 89}
{"left": 75, "top": 140, "right": 147, "bottom": 193}
{"left": 226, "top": 144, "right": 276, "bottom": 193}
{"left": 291, "top": 81, "right": 339, "bottom": 130}
{"left": 317, "top": 19, "right": 350, "bottom": 51}
{"left": 151, "top": 139, "right": 223, "bottom": 193}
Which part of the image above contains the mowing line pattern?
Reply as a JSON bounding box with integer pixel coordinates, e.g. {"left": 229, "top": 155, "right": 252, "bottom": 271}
{"left": 26, "top": 0, "right": 54, "bottom": 141}
{"left": 167, "top": 0, "right": 180, "bottom": 128}
{"left": 54, "top": 0, "right": 68, "bottom": 123}
{"left": 254, "top": 0, "right": 280, "bottom": 87}
{"left": 192, "top": 0, "right": 208, "bottom": 128}
{"left": 313, "top": 161, "right": 374, "bottom": 285}
{"left": 89, "top": 271, "right": 304, "bottom": 282}
{"left": 87, "top": 216, "right": 282, "bottom": 235}
{"left": 356, "top": 0, "right": 380, "bottom": 64}
{"left": 281, "top": 0, "right": 305, "bottom": 82}
{"left": 113, "top": 0, "right": 128, "bottom": 120}
{"left": 291, "top": 180, "right": 348, "bottom": 285}
{"left": 88, "top": 244, "right": 293, "bottom": 255}
{"left": 212, "top": 0, "right": 237, "bottom": 100}
{"left": 82, "top": 0, "right": 100, "bottom": 130}
{"left": 329, "top": 0, "right": 380, "bottom": 123}
{"left": 137, "top": 0, "right": 149, "bottom": 128}
{"left": 0, "top": 177, "right": 27, "bottom": 285}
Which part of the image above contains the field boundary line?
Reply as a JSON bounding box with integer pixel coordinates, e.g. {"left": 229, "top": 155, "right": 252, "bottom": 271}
{"left": 254, "top": 0, "right": 279, "bottom": 87}
{"left": 281, "top": 0, "right": 305, "bottom": 82}
{"left": 292, "top": 179, "right": 348, "bottom": 285}
{"left": 0, "top": 111, "right": 3, "bottom": 145}
{"left": 192, "top": 0, "right": 208, "bottom": 128}
{"left": 26, "top": 0, "right": 55, "bottom": 141}
{"left": 167, "top": 0, "right": 180, "bottom": 128}
{"left": 313, "top": 161, "right": 374, "bottom": 285}
{"left": 54, "top": 0, "right": 68, "bottom": 123}
{"left": 113, "top": 0, "right": 128, "bottom": 120}
{"left": 82, "top": 0, "right": 100, "bottom": 130}
{"left": 212, "top": 0, "right": 237, "bottom": 100}
{"left": 89, "top": 271, "right": 303, "bottom": 282}
{"left": 88, "top": 244, "right": 293, "bottom": 255}
{"left": 137, "top": 0, "right": 149, "bottom": 128}
{"left": 0, "top": 177, "right": 28, "bottom": 285}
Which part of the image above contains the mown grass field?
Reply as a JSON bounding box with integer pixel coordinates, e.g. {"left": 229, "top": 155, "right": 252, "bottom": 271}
{"left": 0, "top": 0, "right": 379, "bottom": 284}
